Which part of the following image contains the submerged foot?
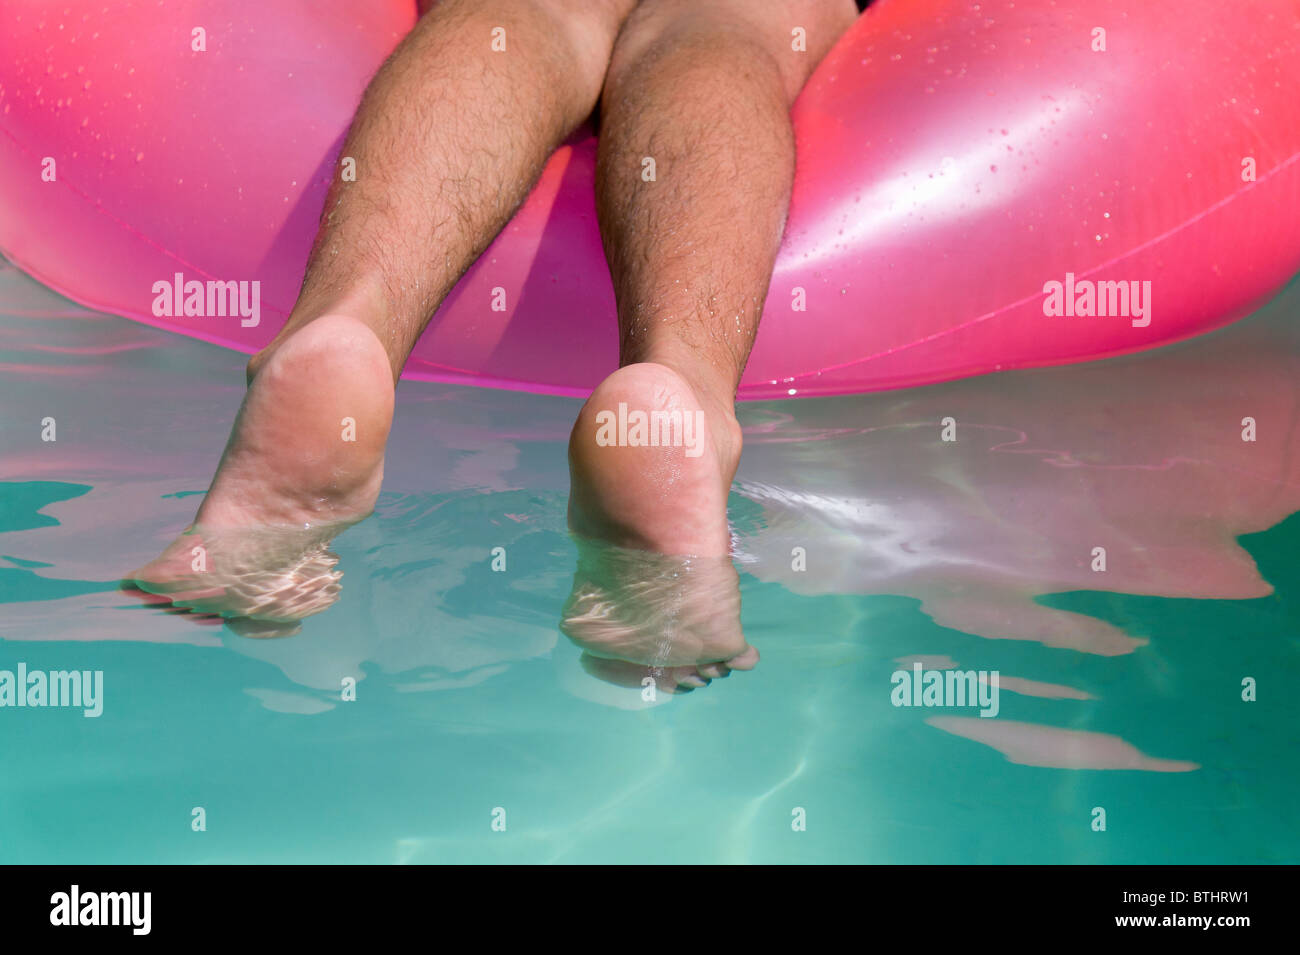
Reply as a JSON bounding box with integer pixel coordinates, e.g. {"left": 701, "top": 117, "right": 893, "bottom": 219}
{"left": 128, "top": 315, "right": 394, "bottom": 627}
{"left": 562, "top": 538, "right": 759, "bottom": 694}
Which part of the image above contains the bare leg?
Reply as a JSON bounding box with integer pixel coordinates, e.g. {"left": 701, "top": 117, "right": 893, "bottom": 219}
{"left": 569, "top": 0, "right": 857, "bottom": 556}
{"left": 131, "top": 0, "right": 635, "bottom": 622}
{"left": 563, "top": 0, "right": 857, "bottom": 686}
{"left": 254, "top": 0, "right": 636, "bottom": 379}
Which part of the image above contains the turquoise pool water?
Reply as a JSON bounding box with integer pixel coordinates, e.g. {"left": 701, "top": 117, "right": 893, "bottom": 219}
{"left": 1, "top": 258, "right": 1297, "bottom": 864}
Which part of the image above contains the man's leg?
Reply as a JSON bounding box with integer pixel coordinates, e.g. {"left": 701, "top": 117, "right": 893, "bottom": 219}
{"left": 562, "top": 0, "right": 856, "bottom": 686}
{"left": 257, "top": 0, "right": 636, "bottom": 382}
{"left": 132, "top": 0, "right": 635, "bottom": 619}
{"left": 569, "top": 0, "right": 858, "bottom": 557}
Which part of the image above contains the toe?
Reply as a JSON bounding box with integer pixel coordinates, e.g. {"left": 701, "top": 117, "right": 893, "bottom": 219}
{"left": 725, "top": 644, "right": 760, "bottom": 670}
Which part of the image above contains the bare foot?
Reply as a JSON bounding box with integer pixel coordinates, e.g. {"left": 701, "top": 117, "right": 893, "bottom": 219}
{"left": 567, "top": 362, "right": 742, "bottom": 556}
{"left": 561, "top": 537, "right": 759, "bottom": 693}
{"left": 128, "top": 315, "right": 393, "bottom": 627}
{"left": 565, "top": 362, "right": 755, "bottom": 691}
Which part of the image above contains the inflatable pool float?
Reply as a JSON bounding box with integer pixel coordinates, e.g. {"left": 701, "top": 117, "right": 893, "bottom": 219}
{"left": 1, "top": 0, "right": 1298, "bottom": 399}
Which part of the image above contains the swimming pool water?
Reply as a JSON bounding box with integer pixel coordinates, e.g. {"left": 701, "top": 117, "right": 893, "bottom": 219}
{"left": 1, "top": 258, "right": 1297, "bottom": 864}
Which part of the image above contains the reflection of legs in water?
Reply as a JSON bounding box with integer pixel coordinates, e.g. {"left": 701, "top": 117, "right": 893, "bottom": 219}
{"left": 131, "top": 0, "right": 637, "bottom": 624}
{"left": 563, "top": 0, "right": 858, "bottom": 688}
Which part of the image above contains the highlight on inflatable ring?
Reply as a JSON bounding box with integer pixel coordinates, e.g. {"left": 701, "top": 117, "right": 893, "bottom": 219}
{"left": 1, "top": 0, "right": 1298, "bottom": 399}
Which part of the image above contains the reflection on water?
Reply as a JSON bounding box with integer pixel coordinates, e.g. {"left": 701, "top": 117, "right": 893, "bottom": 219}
{"left": 738, "top": 291, "right": 1300, "bottom": 650}
{"left": 2, "top": 258, "right": 1298, "bottom": 861}
{"left": 927, "top": 718, "right": 1200, "bottom": 772}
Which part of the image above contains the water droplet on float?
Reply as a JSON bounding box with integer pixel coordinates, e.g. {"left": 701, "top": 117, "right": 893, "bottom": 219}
{"left": 135, "top": 151, "right": 143, "bottom": 162}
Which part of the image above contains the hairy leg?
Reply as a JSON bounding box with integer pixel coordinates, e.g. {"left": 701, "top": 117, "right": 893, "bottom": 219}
{"left": 254, "top": 0, "right": 638, "bottom": 380}
{"left": 133, "top": 0, "right": 635, "bottom": 622}
{"left": 569, "top": 0, "right": 858, "bottom": 556}
{"left": 563, "top": 0, "right": 856, "bottom": 687}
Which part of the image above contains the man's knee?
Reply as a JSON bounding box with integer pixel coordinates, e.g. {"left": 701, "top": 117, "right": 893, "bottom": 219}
{"left": 532, "top": 0, "right": 639, "bottom": 37}
{"left": 607, "top": 0, "right": 857, "bottom": 102}
{"left": 417, "top": 0, "right": 636, "bottom": 106}
{"left": 525, "top": 0, "right": 639, "bottom": 98}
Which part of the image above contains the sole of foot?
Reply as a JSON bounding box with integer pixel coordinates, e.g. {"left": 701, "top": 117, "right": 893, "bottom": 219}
{"left": 567, "top": 361, "right": 742, "bottom": 556}
{"left": 128, "top": 314, "right": 394, "bottom": 627}
{"left": 565, "top": 362, "right": 755, "bottom": 690}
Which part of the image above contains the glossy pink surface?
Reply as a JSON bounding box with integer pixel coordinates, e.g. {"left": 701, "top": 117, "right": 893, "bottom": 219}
{"left": 2, "top": 0, "right": 1298, "bottom": 398}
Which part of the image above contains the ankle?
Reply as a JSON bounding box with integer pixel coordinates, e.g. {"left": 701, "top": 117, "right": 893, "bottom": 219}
{"left": 249, "top": 277, "right": 393, "bottom": 382}
{"left": 612, "top": 359, "right": 744, "bottom": 477}
{"left": 627, "top": 341, "right": 740, "bottom": 409}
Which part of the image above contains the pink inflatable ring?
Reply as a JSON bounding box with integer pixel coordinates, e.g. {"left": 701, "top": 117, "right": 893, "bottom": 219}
{"left": 1, "top": 0, "right": 1298, "bottom": 398}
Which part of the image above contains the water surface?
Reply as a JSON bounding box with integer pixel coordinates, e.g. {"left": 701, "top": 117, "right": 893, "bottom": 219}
{"left": 2, "top": 259, "right": 1297, "bottom": 863}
